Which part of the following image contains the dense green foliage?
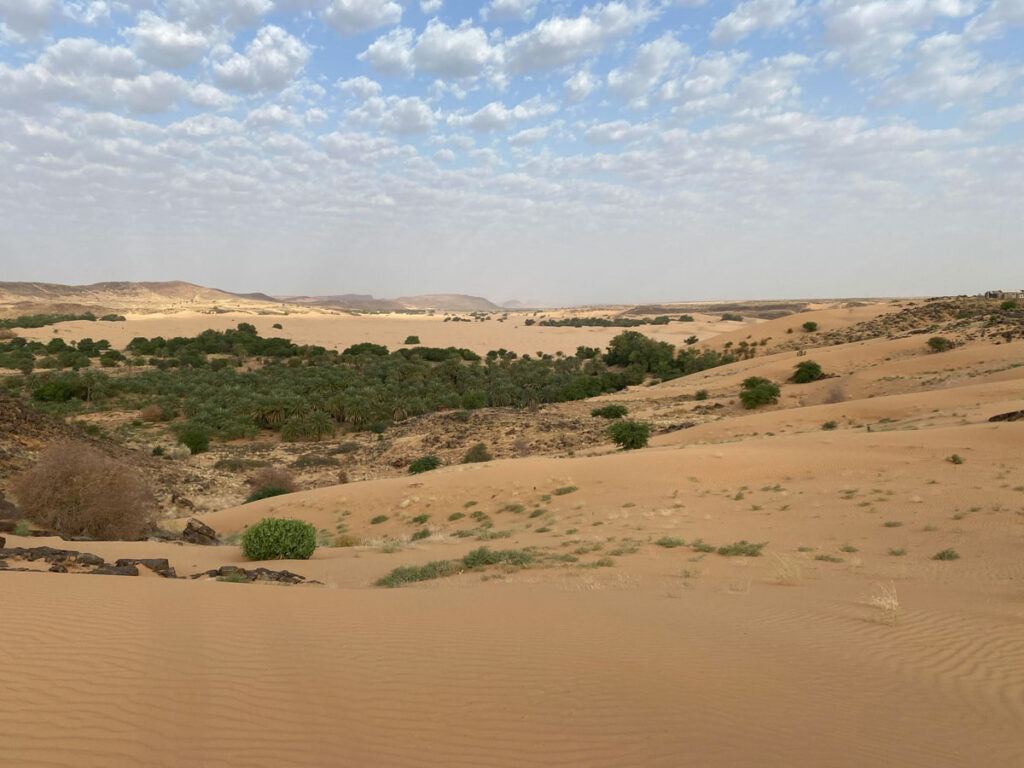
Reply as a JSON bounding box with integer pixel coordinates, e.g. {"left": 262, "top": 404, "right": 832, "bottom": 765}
{"left": 537, "top": 316, "right": 670, "bottom": 327}
{"left": 241, "top": 517, "right": 317, "bottom": 560}
{"left": 0, "top": 312, "right": 98, "bottom": 329}
{"left": 409, "top": 455, "right": 442, "bottom": 474}
{"left": 721, "top": 313, "right": 743, "bottom": 322}
{"left": 790, "top": 360, "right": 824, "bottom": 383}
{"left": 591, "top": 404, "right": 628, "bottom": 419}
{"left": 607, "top": 419, "right": 651, "bottom": 449}
{"left": 739, "top": 377, "right": 780, "bottom": 409}
{"left": 176, "top": 423, "right": 211, "bottom": 454}
{"left": 245, "top": 486, "right": 293, "bottom": 503}
{"left": 802, "top": 321, "right": 818, "bottom": 332}
{"left": 404, "top": 335, "right": 420, "bottom": 344}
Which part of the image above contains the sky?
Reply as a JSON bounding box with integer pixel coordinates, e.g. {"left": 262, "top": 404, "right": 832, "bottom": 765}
{"left": 0, "top": 0, "right": 1022, "bottom": 304}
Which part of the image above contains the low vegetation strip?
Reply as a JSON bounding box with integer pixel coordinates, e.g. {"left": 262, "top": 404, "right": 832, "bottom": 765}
{"left": 376, "top": 547, "right": 536, "bottom": 588}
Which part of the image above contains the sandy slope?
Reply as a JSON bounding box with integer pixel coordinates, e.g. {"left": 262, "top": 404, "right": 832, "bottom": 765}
{"left": 3, "top": 305, "right": 1024, "bottom": 767}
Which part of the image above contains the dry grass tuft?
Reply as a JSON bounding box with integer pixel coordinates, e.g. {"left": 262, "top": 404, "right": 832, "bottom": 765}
{"left": 869, "top": 581, "right": 901, "bottom": 625}
{"left": 769, "top": 553, "right": 802, "bottom": 586}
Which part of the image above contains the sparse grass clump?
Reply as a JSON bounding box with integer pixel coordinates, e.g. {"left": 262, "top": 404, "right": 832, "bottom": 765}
{"left": 370, "top": 515, "right": 388, "bottom": 525}
{"left": 448, "top": 512, "right": 465, "bottom": 521}
{"left": 12, "top": 442, "right": 157, "bottom": 540}
{"left": 883, "top": 520, "right": 903, "bottom": 528}
{"left": 411, "top": 528, "right": 431, "bottom": 541}
{"left": 552, "top": 486, "right": 577, "bottom": 496}
{"left": 216, "top": 570, "right": 251, "bottom": 583}
{"left": 241, "top": 518, "right": 316, "bottom": 560}
{"left": 529, "top": 508, "right": 546, "bottom": 518}
{"left": 411, "top": 514, "right": 430, "bottom": 524}
{"left": 888, "top": 548, "right": 907, "bottom": 556}
{"left": 947, "top": 453, "right": 964, "bottom": 465}
{"left": 927, "top": 336, "right": 954, "bottom": 353}
{"left": 717, "top": 540, "right": 766, "bottom": 557}
{"left": 376, "top": 560, "right": 461, "bottom": 587}
{"left": 690, "top": 539, "right": 716, "bottom": 553}
{"left": 933, "top": 548, "right": 960, "bottom": 561}
{"left": 822, "top": 420, "right": 838, "bottom": 431}
{"left": 656, "top": 536, "right": 686, "bottom": 548}
{"left": 815, "top": 554, "right": 843, "bottom": 563}
{"left": 591, "top": 404, "right": 628, "bottom": 419}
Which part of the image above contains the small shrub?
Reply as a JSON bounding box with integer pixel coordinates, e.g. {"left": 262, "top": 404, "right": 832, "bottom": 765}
{"left": 690, "top": 539, "right": 715, "bottom": 553}
{"left": 448, "top": 512, "right": 465, "bottom": 521}
{"left": 13, "top": 519, "right": 32, "bottom": 536}
{"left": 250, "top": 468, "right": 298, "bottom": 493}
{"left": 370, "top": 515, "right": 388, "bottom": 524}
{"left": 815, "top": 554, "right": 843, "bottom": 563}
{"left": 245, "top": 486, "right": 293, "bottom": 503}
{"left": 140, "top": 404, "right": 164, "bottom": 422}
{"left": 376, "top": 560, "right": 461, "bottom": 587}
{"left": 947, "top": 453, "right": 964, "bottom": 465}
{"left": 462, "top": 443, "right": 493, "bottom": 463}
{"left": 883, "top": 521, "right": 902, "bottom": 528}
{"left": 739, "top": 377, "right": 780, "bottom": 409}
{"left": 888, "top": 548, "right": 907, "bottom": 556}
{"left": 411, "top": 513, "right": 430, "bottom": 524}
{"left": 694, "top": 389, "right": 709, "bottom": 401}
{"left": 529, "top": 508, "right": 546, "bottom": 518}
{"left": 12, "top": 442, "right": 156, "bottom": 540}
{"left": 552, "top": 486, "right": 577, "bottom": 496}
{"left": 177, "top": 423, "right": 211, "bottom": 454}
{"left": 594, "top": 556, "right": 615, "bottom": 567}
{"left": 717, "top": 540, "right": 766, "bottom": 557}
{"left": 822, "top": 420, "right": 838, "bottom": 431}
{"left": 333, "top": 533, "right": 361, "bottom": 547}
{"left": 151, "top": 446, "right": 165, "bottom": 456}
{"left": 802, "top": 321, "right": 818, "bottom": 332}
{"left": 461, "top": 547, "right": 534, "bottom": 568}
{"left": 608, "top": 420, "right": 651, "bottom": 450}
{"left": 790, "top": 360, "right": 824, "bottom": 383}
{"left": 167, "top": 444, "right": 191, "bottom": 460}
{"left": 409, "top": 455, "right": 441, "bottom": 474}
{"left": 240, "top": 517, "right": 317, "bottom": 560}
{"left": 927, "top": 336, "right": 953, "bottom": 353}
{"left": 411, "top": 528, "right": 431, "bottom": 541}
{"left": 933, "top": 548, "right": 960, "bottom": 561}
{"left": 840, "top": 544, "right": 858, "bottom": 553}
{"left": 591, "top": 404, "right": 628, "bottom": 419}
{"left": 721, "top": 313, "right": 743, "bottom": 322}
{"left": 404, "top": 335, "right": 420, "bottom": 345}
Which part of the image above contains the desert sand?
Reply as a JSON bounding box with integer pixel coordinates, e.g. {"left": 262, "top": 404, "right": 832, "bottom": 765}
{"left": 2, "top": 296, "right": 1023, "bottom": 767}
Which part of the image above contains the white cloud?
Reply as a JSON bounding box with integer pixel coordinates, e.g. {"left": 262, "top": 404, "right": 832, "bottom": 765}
{"left": 508, "top": 123, "right": 555, "bottom": 145}
{"left": 583, "top": 119, "right": 649, "bottom": 143}
{"left": 711, "top": 0, "right": 801, "bottom": 44}
{"left": 965, "top": 0, "right": 1024, "bottom": 40}
{"left": 358, "top": 26, "right": 414, "bottom": 76}
{"left": 413, "top": 19, "right": 501, "bottom": 77}
{"left": 0, "top": 0, "right": 57, "bottom": 39}
{"left": 166, "top": 0, "right": 274, "bottom": 31}
{"left": 114, "top": 71, "right": 191, "bottom": 112}
{"left": 212, "top": 25, "right": 310, "bottom": 92}
{"left": 338, "top": 75, "right": 382, "bottom": 99}
{"left": 322, "top": 0, "right": 402, "bottom": 37}
{"left": 125, "top": 11, "right": 215, "bottom": 68}
{"left": 564, "top": 68, "right": 599, "bottom": 102}
{"left": 420, "top": 0, "right": 441, "bottom": 12}
{"left": 607, "top": 32, "right": 687, "bottom": 107}
{"left": 40, "top": 37, "right": 142, "bottom": 77}
{"left": 245, "top": 102, "right": 301, "bottom": 127}
{"left": 481, "top": 0, "right": 538, "bottom": 22}
{"left": 881, "top": 32, "right": 1014, "bottom": 108}
{"left": 504, "top": 1, "right": 655, "bottom": 74}
{"left": 378, "top": 95, "right": 435, "bottom": 133}
{"left": 447, "top": 98, "right": 556, "bottom": 131}
{"left": 433, "top": 147, "right": 455, "bottom": 162}
{"left": 820, "top": 0, "right": 976, "bottom": 76}
{"left": 319, "top": 130, "right": 408, "bottom": 163}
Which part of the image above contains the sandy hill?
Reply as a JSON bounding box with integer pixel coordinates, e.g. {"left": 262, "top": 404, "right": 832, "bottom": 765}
{"left": 394, "top": 293, "right": 502, "bottom": 311}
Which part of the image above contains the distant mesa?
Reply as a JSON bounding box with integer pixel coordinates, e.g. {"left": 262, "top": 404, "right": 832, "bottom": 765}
{"left": 0, "top": 280, "right": 508, "bottom": 316}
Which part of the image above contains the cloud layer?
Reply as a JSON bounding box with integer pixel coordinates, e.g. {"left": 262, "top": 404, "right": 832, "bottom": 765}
{"left": 1, "top": 0, "right": 1022, "bottom": 301}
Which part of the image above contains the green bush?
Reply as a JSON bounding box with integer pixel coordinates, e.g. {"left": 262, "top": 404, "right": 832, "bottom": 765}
{"left": 409, "top": 455, "right": 442, "bottom": 474}
{"left": 694, "top": 389, "right": 709, "bottom": 401}
{"left": 607, "top": 419, "right": 651, "bottom": 450}
{"left": 927, "top": 336, "right": 953, "bottom": 353}
{"left": 717, "top": 540, "right": 766, "bottom": 557}
{"left": 739, "top": 377, "right": 780, "bottom": 409}
{"left": 656, "top": 536, "right": 686, "bottom": 548}
{"left": 790, "top": 361, "right": 824, "bottom": 383}
{"left": 241, "top": 518, "right": 317, "bottom": 560}
{"left": 404, "top": 335, "right": 420, "bottom": 345}
{"left": 802, "top": 321, "right": 818, "bottom": 332}
{"left": 462, "top": 443, "right": 493, "bottom": 463}
{"left": 933, "top": 548, "right": 960, "bottom": 561}
{"left": 999, "top": 300, "right": 1017, "bottom": 310}
{"left": 370, "top": 515, "right": 388, "bottom": 524}
{"left": 822, "top": 420, "right": 838, "bottom": 430}
{"left": 591, "top": 404, "right": 628, "bottom": 419}
{"left": 177, "top": 423, "right": 211, "bottom": 454}
{"left": 721, "top": 313, "right": 743, "bottom": 322}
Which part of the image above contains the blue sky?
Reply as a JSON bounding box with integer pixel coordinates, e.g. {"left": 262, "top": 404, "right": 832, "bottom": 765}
{"left": 1, "top": 0, "right": 1022, "bottom": 303}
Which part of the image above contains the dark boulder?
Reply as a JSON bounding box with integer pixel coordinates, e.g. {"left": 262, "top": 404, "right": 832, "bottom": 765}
{"left": 90, "top": 563, "right": 139, "bottom": 576}
{"left": 0, "top": 492, "right": 17, "bottom": 518}
{"left": 115, "top": 558, "right": 175, "bottom": 578}
{"left": 49, "top": 563, "right": 68, "bottom": 573}
{"left": 181, "top": 518, "right": 218, "bottom": 546}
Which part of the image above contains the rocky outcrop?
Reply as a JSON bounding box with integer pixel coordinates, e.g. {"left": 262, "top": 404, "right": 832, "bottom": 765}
{"left": 190, "top": 564, "right": 314, "bottom": 585}
{"left": 989, "top": 410, "right": 1024, "bottom": 422}
{"left": 115, "top": 558, "right": 176, "bottom": 578}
